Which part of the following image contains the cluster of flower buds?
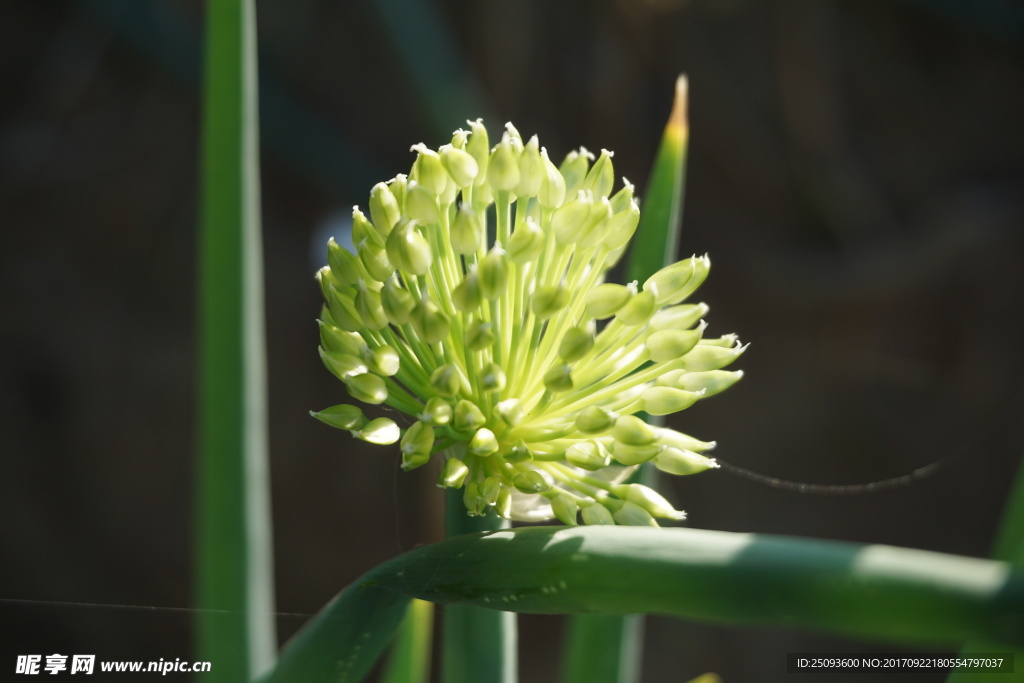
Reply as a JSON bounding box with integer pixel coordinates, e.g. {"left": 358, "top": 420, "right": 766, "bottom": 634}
{"left": 312, "top": 121, "right": 744, "bottom": 526}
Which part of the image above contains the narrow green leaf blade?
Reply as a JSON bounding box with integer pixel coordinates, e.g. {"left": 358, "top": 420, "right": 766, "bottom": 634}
{"left": 195, "top": 0, "right": 276, "bottom": 680}
{"left": 562, "top": 614, "right": 642, "bottom": 683}
{"left": 381, "top": 599, "right": 434, "bottom": 683}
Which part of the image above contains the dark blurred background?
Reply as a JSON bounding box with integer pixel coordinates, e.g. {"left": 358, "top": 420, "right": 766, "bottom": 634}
{"left": 2, "top": 0, "right": 1023, "bottom": 681}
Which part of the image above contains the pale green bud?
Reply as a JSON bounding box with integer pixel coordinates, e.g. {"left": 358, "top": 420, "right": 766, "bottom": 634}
{"left": 641, "top": 386, "right": 702, "bottom": 416}
{"left": 410, "top": 144, "right": 448, "bottom": 195}
{"left": 649, "top": 303, "right": 709, "bottom": 333}
{"left": 613, "top": 501, "right": 658, "bottom": 527}
{"left": 653, "top": 447, "right": 718, "bottom": 476}
{"left": 612, "top": 415, "right": 657, "bottom": 446}
{"left": 507, "top": 217, "right": 545, "bottom": 263}
{"left": 616, "top": 289, "right": 656, "bottom": 326}
{"left": 463, "top": 481, "right": 485, "bottom": 516}
{"left": 369, "top": 182, "right": 401, "bottom": 236}
{"left": 543, "top": 363, "right": 573, "bottom": 392}
{"left": 578, "top": 197, "right": 613, "bottom": 248}
{"left": 473, "top": 180, "right": 494, "bottom": 206}
{"left": 453, "top": 399, "right": 486, "bottom": 432}
{"left": 419, "top": 396, "right": 453, "bottom": 426}
{"left": 495, "top": 487, "right": 512, "bottom": 519}
{"left": 646, "top": 326, "right": 704, "bottom": 362}
{"left": 405, "top": 182, "right": 440, "bottom": 225}
{"left": 429, "top": 364, "right": 460, "bottom": 397}
{"left": 386, "top": 221, "right": 433, "bottom": 276}
{"left": 452, "top": 271, "right": 483, "bottom": 313}
{"left": 352, "top": 207, "right": 382, "bottom": 248}
{"left": 479, "top": 247, "right": 508, "bottom": 299}
{"left": 558, "top": 325, "right": 594, "bottom": 362}
{"left": 319, "top": 348, "right": 367, "bottom": 380}
{"left": 366, "top": 345, "right": 400, "bottom": 376}
{"left": 552, "top": 190, "right": 593, "bottom": 244}
{"left": 644, "top": 255, "right": 711, "bottom": 306}
{"left": 516, "top": 135, "right": 544, "bottom": 197}
{"left": 387, "top": 174, "right": 408, "bottom": 211}
{"left": 682, "top": 341, "right": 747, "bottom": 372}
{"left": 345, "top": 372, "right": 388, "bottom": 405}
{"left": 609, "top": 178, "right": 635, "bottom": 213}
{"left": 356, "top": 417, "right": 401, "bottom": 445}
{"left": 402, "top": 449, "right": 432, "bottom": 471}
{"left": 465, "top": 119, "right": 490, "bottom": 186}
{"left": 560, "top": 148, "right": 593, "bottom": 196}
{"left": 581, "top": 502, "right": 615, "bottom": 526}
{"left": 575, "top": 405, "right": 616, "bottom": 433}
{"left": 327, "top": 285, "right": 363, "bottom": 332}
{"left": 401, "top": 420, "right": 435, "bottom": 457}
{"left": 440, "top": 144, "right": 479, "bottom": 187}
{"left": 504, "top": 121, "right": 524, "bottom": 146}
{"left": 310, "top": 404, "right": 366, "bottom": 431}
{"left": 495, "top": 398, "right": 524, "bottom": 426}
{"left": 358, "top": 240, "right": 394, "bottom": 282}
{"left": 513, "top": 468, "right": 554, "bottom": 494}
{"left": 505, "top": 440, "right": 532, "bottom": 463}
{"left": 604, "top": 200, "right": 641, "bottom": 251}
{"left": 317, "top": 265, "right": 340, "bottom": 300}
{"left": 327, "top": 238, "right": 363, "bottom": 287}
{"left": 657, "top": 428, "right": 717, "bottom": 453}
{"left": 450, "top": 128, "right": 468, "bottom": 149}
{"left": 585, "top": 283, "right": 632, "bottom": 319}
{"left": 583, "top": 149, "right": 614, "bottom": 198}
{"left": 531, "top": 285, "right": 569, "bottom": 319}
{"left": 538, "top": 148, "right": 567, "bottom": 209}
{"left": 382, "top": 277, "right": 416, "bottom": 325}
{"left": 480, "top": 362, "right": 507, "bottom": 391}
{"left": 610, "top": 441, "right": 660, "bottom": 466}
{"left": 677, "top": 370, "right": 744, "bottom": 397}
{"left": 466, "top": 320, "right": 495, "bottom": 351}
{"left": 488, "top": 133, "right": 521, "bottom": 192}
{"left": 469, "top": 427, "right": 500, "bottom": 456}
{"left": 618, "top": 483, "right": 685, "bottom": 520}
{"left": 698, "top": 334, "right": 739, "bottom": 347}
{"left": 439, "top": 457, "right": 470, "bottom": 488}
{"left": 451, "top": 204, "right": 483, "bottom": 254}
{"left": 411, "top": 297, "right": 450, "bottom": 344}
{"left": 318, "top": 321, "right": 364, "bottom": 356}
{"left": 565, "top": 440, "right": 611, "bottom": 470}
{"left": 551, "top": 493, "right": 579, "bottom": 526}
{"left": 354, "top": 284, "right": 388, "bottom": 330}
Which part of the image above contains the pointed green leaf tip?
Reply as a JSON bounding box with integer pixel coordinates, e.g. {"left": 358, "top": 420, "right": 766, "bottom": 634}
{"left": 312, "top": 116, "right": 742, "bottom": 525}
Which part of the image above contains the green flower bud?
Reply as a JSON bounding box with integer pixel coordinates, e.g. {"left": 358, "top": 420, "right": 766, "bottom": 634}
{"left": 318, "top": 321, "right": 364, "bottom": 356}
{"left": 352, "top": 208, "right": 382, "bottom": 248}
{"left": 565, "top": 441, "right": 611, "bottom": 470}
{"left": 507, "top": 217, "right": 545, "bottom": 263}
{"left": 366, "top": 345, "right": 400, "bottom": 376}
{"left": 495, "top": 398, "right": 524, "bottom": 426}
{"left": 356, "top": 417, "right": 401, "bottom": 445}
{"left": 411, "top": 297, "right": 450, "bottom": 344}
{"left": 402, "top": 449, "right": 432, "bottom": 471}
{"left": 583, "top": 149, "right": 615, "bottom": 198}
{"left": 618, "top": 483, "right": 685, "bottom": 520}
{"left": 612, "top": 415, "right": 657, "bottom": 446}
{"left": 575, "top": 405, "right": 616, "bottom": 433}
{"left": 429, "top": 364, "right": 461, "bottom": 397}
{"left": 369, "top": 182, "right": 401, "bottom": 236}
{"left": 466, "top": 320, "right": 495, "bottom": 351}
{"left": 419, "top": 396, "right": 453, "bottom": 426}
{"left": 381, "top": 277, "right": 416, "bottom": 325}
{"left": 551, "top": 493, "right": 579, "bottom": 526}
{"left": 613, "top": 501, "right": 658, "bottom": 527}
{"left": 560, "top": 148, "right": 593, "bottom": 196}
{"left": 439, "top": 457, "right": 470, "bottom": 488}
{"left": 641, "top": 386, "right": 702, "bottom": 416}
{"left": 453, "top": 399, "right": 486, "bottom": 432}
{"left": 516, "top": 135, "right": 544, "bottom": 197}
{"left": 611, "top": 441, "right": 661, "bottom": 466}
{"left": 310, "top": 404, "right": 366, "bottom": 431}
{"left": 649, "top": 303, "right": 709, "bottom": 333}
{"left": 646, "top": 327, "right": 704, "bottom": 362}
{"left": 481, "top": 362, "right": 507, "bottom": 391}
{"left": 585, "top": 284, "right": 631, "bottom": 319}
{"left": 682, "top": 340, "right": 746, "bottom": 372}
{"left": 677, "top": 370, "right": 744, "bottom": 397}
{"left": 319, "top": 347, "right": 367, "bottom": 380}
{"left": 552, "top": 190, "right": 593, "bottom": 244}
{"left": 643, "top": 255, "right": 711, "bottom": 306}
{"left": 357, "top": 240, "right": 394, "bottom": 282}
{"left": 327, "top": 285, "right": 364, "bottom": 332}
{"left": 616, "top": 289, "right": 656, "bottom": 326}
{"left": 604, "top": 200, "right": 641, "bottom": 251}
{"left": 452, "top": 271, "right": 483, "bottom": 313}
{"left": 354, "top": 284, "right": 388, "bottom": 330}
{"left": 450, "top": 128, "right": 468, "bottom": 149}
{"left": 473, "top": 180, "right": 493, "bottom": 206}
{"left": 657, "top": 428, "right": 717, "bottom": 453}
{"left": 505, "top": 440, "right": 532, "bottom": 463}
{"left": 578, "top": 197, "right": 613, "bottom": 248}
{"left": 401, "top": 420, "right": 435, "bottom": 458}
{"left": 479, "top": 247, "right": 508, "bottom": 299}
{"left": 404, "top": 182, "right": 440, "bottom": 225}
{"left": 558, "top": 325, "right": 595, "bottom": 362}
{"left": 531, "top": 285, "right": 569, "bottom": 319}
{"left": 465, "top": 119, "right": 490, "bottom": 186}
{"left": 503, "top": 121, "right": 524, "bottom": 146}
{"left": 440, "top": 144, "right": 479, "bottom": 187}
{"left": 388, "top": 174, "right": 408, "bottom": 211}
{"left": 386, "top": 221, "right": 433, "bottom": 276}
{"left": 513, "top": 468, "right": 554, "bottom": 494}
{"left": 410, "top": 144, "right": 448, "bottom": 195}
{"left": 609, "top": 178, "right": 635, "bottom": 214}
{"left": 451, "top": 204, "right": 483, "bottom": 254}
{"left": 538, "top": 147, "right": 566, "bottom": 209}
{"left": 495, "top": 487, "right": 512, "bottom": 518}
{"left": 543, "top": 363, "right": 573, "bottom": 392}
{"left": 469, "top": 427, "right": 499, "bottom": 456}
{"left": 327, "top": 238, "right": 363, "bottom": 287}
{"left": 653, "top": 447, "right": 718, "bottom": 476}
{"left": 463, "top": 481, "right": 485, "bottom": 516}
{"left": 488, "top": 133, "right": 521, "bottom": 192}
{"left": 345, "top": 372, "right": 388, "bottom": 405}
{"left": 581, "top": 502, "right": 615, "bottom": 526}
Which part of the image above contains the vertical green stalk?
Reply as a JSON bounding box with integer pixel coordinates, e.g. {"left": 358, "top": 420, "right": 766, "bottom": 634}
{"left": 381, "top": 599, "right": 435, "bottom": 683}
{"left": 442, "top": 488, "right": 517, "bottom": 683}
{"left": 196, "top": 0, "right": 276, "bottom": 680}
